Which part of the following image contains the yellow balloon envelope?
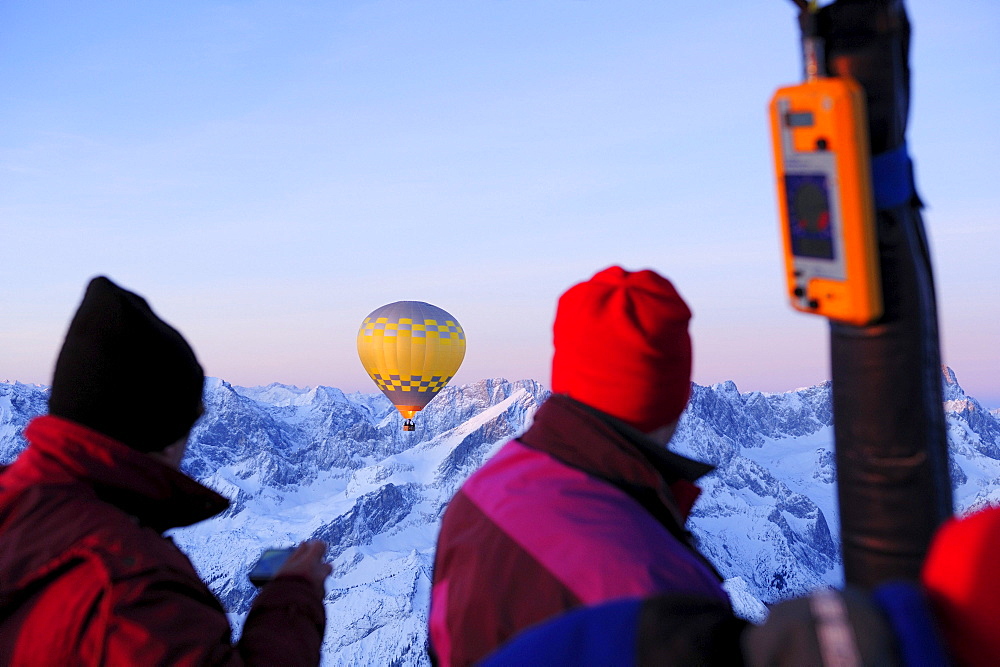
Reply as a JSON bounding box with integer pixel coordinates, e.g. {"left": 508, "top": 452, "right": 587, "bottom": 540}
{"left": 357, "top": 301, "right": 466, "bottom": 430}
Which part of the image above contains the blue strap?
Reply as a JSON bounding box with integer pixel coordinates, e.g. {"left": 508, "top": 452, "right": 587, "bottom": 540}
{"left": 872, "top": 582, "right": 951, "bottom": 667}
{"left": 871, "top": 143, "right": 915, "bottom": 210}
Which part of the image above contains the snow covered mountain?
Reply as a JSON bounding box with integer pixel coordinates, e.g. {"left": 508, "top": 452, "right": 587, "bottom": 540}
{"left": 2, "top": 369, "right": 998, "bottom": 665}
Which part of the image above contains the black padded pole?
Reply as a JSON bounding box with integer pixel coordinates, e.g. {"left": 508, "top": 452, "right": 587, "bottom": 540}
{"left": 808, "top": 0, "right": 953, "bottom": 588}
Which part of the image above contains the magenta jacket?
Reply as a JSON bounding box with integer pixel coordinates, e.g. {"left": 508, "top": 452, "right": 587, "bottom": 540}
{"left": 428, "top": 394, "right": 729, "bottom": 666}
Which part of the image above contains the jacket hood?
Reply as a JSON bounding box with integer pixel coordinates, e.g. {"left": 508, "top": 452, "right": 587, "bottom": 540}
{"left": 520, "top": 394, "right": 714, "bottom": 528}
{"left": 522, "top": 395, "right": 712, "bottom": 483}
{"left": 5, "top": 415, "right": 229, "bottom": 530}
{"left": 0, "top": 416, "right": 229, "bottom": 603}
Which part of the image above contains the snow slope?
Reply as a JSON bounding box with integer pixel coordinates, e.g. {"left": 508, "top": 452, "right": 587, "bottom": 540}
{"left": 1, "top": 369, "right": 997, "bottom": 664}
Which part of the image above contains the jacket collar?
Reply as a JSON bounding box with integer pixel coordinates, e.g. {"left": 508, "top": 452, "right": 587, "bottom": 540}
{"left": 519, "top": 394, "right": 713, "bottom": 523}
{"left": 522, "top": 394, "right": 712, "bottom": 480}
{"left": 580, "top": 399, "right": 714, "bottom": 483}
{"left": 10, "top": 415, "right": 228, "bottom": 533}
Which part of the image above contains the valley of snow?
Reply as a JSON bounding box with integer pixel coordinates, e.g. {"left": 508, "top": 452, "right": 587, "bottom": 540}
{"left": 2, "top": 368, "right": 997, "bottom": 665}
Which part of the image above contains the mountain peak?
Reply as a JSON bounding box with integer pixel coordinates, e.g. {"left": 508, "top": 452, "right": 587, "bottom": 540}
{"left": 942, "top": 365, "right": 960, "bottom": 388}
{"left": 941, "top": 365, "right": 973, "bottom": 405}
{"left": 2, "top": 373, "right": 999, "bottom": 664}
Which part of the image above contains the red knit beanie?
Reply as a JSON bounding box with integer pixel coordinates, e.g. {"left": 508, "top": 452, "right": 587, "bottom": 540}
{"left": 551, "top": 266, "right": 692, "bottom": 433}
{"left": 922, "top": 506, "right": 1000, "bottom": 666}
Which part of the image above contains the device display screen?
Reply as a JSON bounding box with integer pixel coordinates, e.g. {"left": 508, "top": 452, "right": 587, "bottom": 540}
{"left": 785, "top": 111, "right": 815, "bottom": 127}
{"left": 249, "top": 547, "right": 295, "bottom": 586}
{"left": 785, "top": 173, "right": 835, "bottom": 260}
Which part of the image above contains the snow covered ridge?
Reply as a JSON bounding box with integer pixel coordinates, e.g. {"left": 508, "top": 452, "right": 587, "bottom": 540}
{"left": 1, "top": 369, "right": 998, "bottom": 665}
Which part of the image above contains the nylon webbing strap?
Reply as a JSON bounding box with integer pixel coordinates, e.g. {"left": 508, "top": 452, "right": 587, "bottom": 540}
{"left": 871, "top": 142, "right": 915, "bottom": 210}
{"left": 810, "top": 588, "right": 862, "bottom": 667}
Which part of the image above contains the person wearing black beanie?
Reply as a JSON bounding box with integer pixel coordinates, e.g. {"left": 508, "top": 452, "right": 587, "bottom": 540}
{"left": 48, "top": 276, "right": 205, "bottom": 452}
{"left": 0, "top": 276, "right": 331, "bottom": 665}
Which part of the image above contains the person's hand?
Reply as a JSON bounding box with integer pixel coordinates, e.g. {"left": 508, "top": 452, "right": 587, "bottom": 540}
{"left": 275, "top": 540, "right": 332, "bottom": 595}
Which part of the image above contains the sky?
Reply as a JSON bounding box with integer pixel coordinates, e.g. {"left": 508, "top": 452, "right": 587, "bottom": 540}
{"left": 2, "top": 0, "right": 998, "bottom": 408}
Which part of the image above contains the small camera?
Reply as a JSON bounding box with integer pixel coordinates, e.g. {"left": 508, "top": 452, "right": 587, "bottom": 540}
{"left": 249, "top": 547, "right": 295, "bottom": 587}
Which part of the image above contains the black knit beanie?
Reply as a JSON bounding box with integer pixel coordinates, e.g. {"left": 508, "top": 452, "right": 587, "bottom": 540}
{"left": 48, "top": 276, "right": 205, "bottom": 452}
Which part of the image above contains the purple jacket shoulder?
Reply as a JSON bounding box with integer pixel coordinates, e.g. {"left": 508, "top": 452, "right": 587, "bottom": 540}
{"left": 429, "top": 395, "right": 727, "bottom": 666}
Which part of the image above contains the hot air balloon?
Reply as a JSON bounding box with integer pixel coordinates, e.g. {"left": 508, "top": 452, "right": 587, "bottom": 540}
{"left": 357, "top": 301, "right": 466, "bottom": 431}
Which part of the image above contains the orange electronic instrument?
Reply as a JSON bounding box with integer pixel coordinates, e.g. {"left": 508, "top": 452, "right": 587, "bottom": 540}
{"left": 769, "top": 75, "right": 882, "bottom": 325}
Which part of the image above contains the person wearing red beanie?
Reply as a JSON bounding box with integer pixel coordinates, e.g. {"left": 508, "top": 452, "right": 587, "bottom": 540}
{"left": 429, "top": 266, "right": 726, "bottom": 667}
{"left": 922, "top": 505, "right": 1000, "bottom": 666}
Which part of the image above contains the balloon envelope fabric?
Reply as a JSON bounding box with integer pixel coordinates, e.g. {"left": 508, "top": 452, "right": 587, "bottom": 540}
{"left": 357, "top": 301, "right": 466, "bottom": 424}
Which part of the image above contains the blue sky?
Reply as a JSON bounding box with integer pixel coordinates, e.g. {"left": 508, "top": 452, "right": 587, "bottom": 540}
{"left": 2, "top": 0, "right": 998, "bottom": 407}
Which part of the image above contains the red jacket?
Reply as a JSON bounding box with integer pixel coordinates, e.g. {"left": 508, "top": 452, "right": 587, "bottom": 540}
{"left": 0, "top": 415, "right": 325, "bottom": 666}
{"left": 428, "top": 395, "right": 728, "bottom": 666}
